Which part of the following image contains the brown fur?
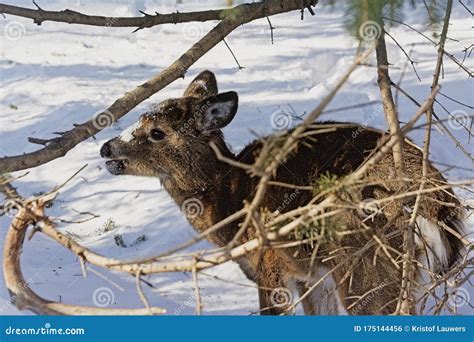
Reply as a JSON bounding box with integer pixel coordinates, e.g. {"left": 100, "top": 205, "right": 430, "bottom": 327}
{"left": 101, "top": 71, "right": 464, "bottom": 315}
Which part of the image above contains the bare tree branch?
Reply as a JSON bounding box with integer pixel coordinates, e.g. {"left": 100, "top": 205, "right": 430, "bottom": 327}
{"left": 390, "top": 81, "right": 474, "bottom": 163}
{"left": 383, "top": 16, "right": 473, "bottom": 77}
{"left": 397, "top": 0, "right": 453, "bottom": 315}
{"left": 376, "top": 21, "right": 405, "bottom": 176}
{"left": 0, "top": 0, "right": 317, "bottom": 174}
{"left": 1, "top": 2, "right": 248, "bottom": 30}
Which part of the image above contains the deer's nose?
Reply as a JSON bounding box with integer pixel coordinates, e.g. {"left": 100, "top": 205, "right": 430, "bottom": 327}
{"left": 100, "top": 141, "right": 112, "bottom": 158}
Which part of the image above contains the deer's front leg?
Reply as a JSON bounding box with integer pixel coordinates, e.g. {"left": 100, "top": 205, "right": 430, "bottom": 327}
{"left": 235, "top": 256, "right": 277, "bottom": 315}
{"left": 254, "top": 251, "right": 293, "bottom": 315}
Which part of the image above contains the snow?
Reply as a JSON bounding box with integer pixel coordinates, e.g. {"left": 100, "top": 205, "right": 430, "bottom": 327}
{"left": 0, "top": 0, "right": 472, "bottom": 315}
{"left": 119, "top": 121, "right": 140, "bottom": 142}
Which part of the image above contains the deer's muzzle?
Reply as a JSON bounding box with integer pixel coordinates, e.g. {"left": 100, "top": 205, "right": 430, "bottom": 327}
{"left": 101, "top": 139, "right": 128, "bottom": 175}
{"left": 105, "top": 159, "right": 128, "bottom": 175}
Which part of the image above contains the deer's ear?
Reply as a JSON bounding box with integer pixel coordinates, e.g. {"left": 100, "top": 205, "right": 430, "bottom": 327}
{"left": 196, "top": 91, "right": 238, "bottom": 132}
{"left": 183, "top": 70, "right": 218, "bottom": 99}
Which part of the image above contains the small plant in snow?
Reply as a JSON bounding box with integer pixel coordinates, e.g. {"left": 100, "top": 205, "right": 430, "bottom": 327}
{"left": 100, "top": 218, "right": 117, "bottom": 233}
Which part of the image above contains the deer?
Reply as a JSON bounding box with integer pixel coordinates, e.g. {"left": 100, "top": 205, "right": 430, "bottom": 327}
{"left": 100, "top": 70, "right": 464, "bottom": 315}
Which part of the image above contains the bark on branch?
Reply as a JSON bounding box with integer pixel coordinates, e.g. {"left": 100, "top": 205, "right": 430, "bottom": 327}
{"left": 1, "top": 2, "right": 253, "bottom": 30}
{"left": 375, "top": 23, "right": 405, "bottom": 176}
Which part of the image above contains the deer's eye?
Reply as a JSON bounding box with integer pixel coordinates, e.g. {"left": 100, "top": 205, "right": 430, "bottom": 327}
{"left": 149, "top": 129, "right": 165, "bottom": 142}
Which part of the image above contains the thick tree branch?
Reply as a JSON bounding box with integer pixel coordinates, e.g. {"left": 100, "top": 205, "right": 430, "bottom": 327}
{"left": 0, "top": 0, "right": 318, "bottom": 174}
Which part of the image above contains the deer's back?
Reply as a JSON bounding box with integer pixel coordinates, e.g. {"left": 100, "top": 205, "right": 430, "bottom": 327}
{"left": 235, "top": 122, "right": 461, "bottom": 230}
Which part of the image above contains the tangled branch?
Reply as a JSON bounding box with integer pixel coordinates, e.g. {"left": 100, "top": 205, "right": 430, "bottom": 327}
{"left": 1, "top": 186, "right": 166, "bottom": 315}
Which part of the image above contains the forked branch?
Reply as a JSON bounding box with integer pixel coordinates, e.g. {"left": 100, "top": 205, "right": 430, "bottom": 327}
{"left": 2, "top": 193, "right": 166, "bottom": 315}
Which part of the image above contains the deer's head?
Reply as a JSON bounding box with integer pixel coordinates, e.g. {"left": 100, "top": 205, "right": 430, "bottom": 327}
{"left": 100, "top": 71, "right": 238, "bottom": 190}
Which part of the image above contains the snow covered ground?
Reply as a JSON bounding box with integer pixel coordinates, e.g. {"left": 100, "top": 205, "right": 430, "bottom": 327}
{"left": 0, "top": 0, "right": 472, "bottom": 315}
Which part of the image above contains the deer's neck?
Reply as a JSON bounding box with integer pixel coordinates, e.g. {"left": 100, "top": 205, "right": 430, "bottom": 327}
{"left": 163, "top": 141, "right": 249, "bottom": 247}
